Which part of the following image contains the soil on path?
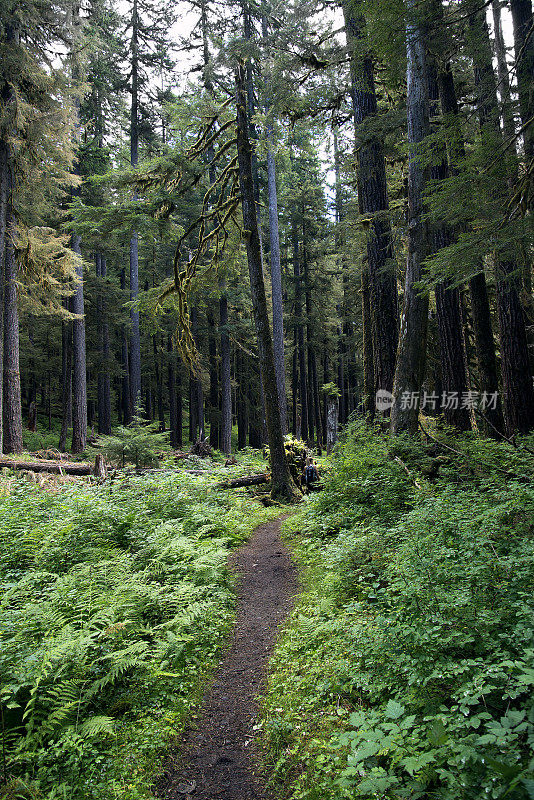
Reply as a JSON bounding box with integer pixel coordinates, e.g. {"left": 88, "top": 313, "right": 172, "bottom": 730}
{"left": 157, "top": 515, "right": 297, "bottom": 800}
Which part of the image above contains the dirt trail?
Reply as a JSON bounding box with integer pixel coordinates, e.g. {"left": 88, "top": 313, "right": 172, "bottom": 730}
{"left": 158, "top": 515, "right": 297, "bottom": 800}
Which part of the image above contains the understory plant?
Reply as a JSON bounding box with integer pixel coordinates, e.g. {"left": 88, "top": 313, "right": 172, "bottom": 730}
{"left": 0, "top": 466, "right": 281, "bottom": 799}
{"left": 261, "top": 420, "right": 534, "bottom": 800}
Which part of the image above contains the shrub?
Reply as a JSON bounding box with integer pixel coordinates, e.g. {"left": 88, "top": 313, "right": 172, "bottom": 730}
{"left": 261, "top": 422, "right": 534, "bottom": 800}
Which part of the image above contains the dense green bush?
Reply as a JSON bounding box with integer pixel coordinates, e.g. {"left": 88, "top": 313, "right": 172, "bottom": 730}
{"left": 0, "top": 468, "right": 280, "bottom": 799}
{"left": 261, "top": 421, "right": 534, "bottom": 800}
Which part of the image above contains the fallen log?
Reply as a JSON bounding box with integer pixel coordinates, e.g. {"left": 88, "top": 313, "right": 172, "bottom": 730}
{"left": 0, "top": 457, "right": 93, "bottom": 475}
{"left": 217, "top": 473, "right": 270, "bottom": 489}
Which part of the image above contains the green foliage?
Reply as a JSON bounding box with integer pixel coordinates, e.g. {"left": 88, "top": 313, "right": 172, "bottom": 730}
{"left": 0, "top": 466, "right": 281, "bottom": 798}
{"left": 95, "top": 411, "right": 171, "bottom": 467}
{"left": 261, "top": 421, "right": 534, "bottom": 800}
{"left": 283, "top": 437, "right": 309, "bottom": 486}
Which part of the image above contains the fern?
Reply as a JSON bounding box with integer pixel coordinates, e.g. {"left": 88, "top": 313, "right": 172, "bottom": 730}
{"left": 0, "top": 466, "right": 278, "bottom": 798}
{"left": 77, "top": 715, "right": 115, "bottom": 739}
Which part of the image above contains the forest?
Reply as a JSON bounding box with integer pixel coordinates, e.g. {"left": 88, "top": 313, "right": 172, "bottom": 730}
{"left": 0, "top": 0, "right": 533, "bottom": 797}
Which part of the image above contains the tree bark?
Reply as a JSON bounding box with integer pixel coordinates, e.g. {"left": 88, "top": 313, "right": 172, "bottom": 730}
{"left": 262, "top": 16, "right": 287, "bottom": 432}
{"left": 292, "top": 211, "right": 308, "bottom": 441}
{"left": 391, "top": 1, "right": 430, "bottom": 434}
{"left": 96, "top": 254, "right": 111, "bottom": 435}
{"left": 427, "top": 64, "right": 471, "bottom": 430}
{"left": 217, "top": 472, "right": 269, "bottom": 489}
{"left": 120, "top": 267, "right": 132, "bottom": 425}
{"left": 235, "top": 64, "right": 299, "bottom": 500}
{"left": 71, "top": 235, "right": 87, "bottom": 453}
{"left": 219, "top": 285, "right": 232, "bottom": 454}
{"left": 510, "top": 0, "right": 534, "bottom": 164}
{"left": 343, "top": 0, "right": 399, "bottom": 404}
{"left": 362, "top": 264, "right": 375, "bottom": 417}
{"left": 190, "top": 306, "right": 205, "bottom": 439}
{"left": 0, "top": 456, "right": 93, "bottom": 475}
{"left": 437, "top": 62, "right": 506, "bottom": 435}
{"left": 3, "top": 218, "right": 22, "bottom": 453}
{"left": 207, "top": 307, "right": 219, "bottom": 448}
{"left": 129, "top": 0, "right": 142, "bottom": 411}
{"left": 468, "top": 1, "right": 534, "bottom": 432}
{"left": 326, "top": 394, "right": 339, "bottom": 454}
{"left": 153, "top": 335, "right": 165, "bottom": 432}
{"left": 491, "top": 0, "right": 519, "bottom": 181}
{"left": 236, "top": 348, "right": 248, "bottom": 449}
{"left": 167, "top": 334, "right": 182, "bottom": 448}
{"left": 59, "top": 319, "right": 72, "bottom": 452}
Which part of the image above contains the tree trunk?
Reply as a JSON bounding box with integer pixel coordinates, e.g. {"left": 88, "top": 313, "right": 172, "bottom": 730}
{"left": 3, "top": 218, "right": 22, "bottom": 453}
{"left": 191, "top": 306, "right": 205, "bottom": 439}
{"left": 491, "top": 0, "right": 519, "bottom": 180}
{"left": 310, "top": 349, "right": 323, "bottom": 453}
{"left": 189, "top": 374, "right": 197, "bottom": 441}
{"left": 207, "top": 307, "right": 219, "bottom": 448}
{"left": 167, "top": 334, "right": 182, "bottom": 448}
{"left": 0, "top": 144, "right": 7, "bottom": 454}
{"left": 427, "top": 64, "right": 471, "bottom": 430}
{"left": 201, "top": 0, "right": 232, "bottom": 454}
{"left": 326, "top": 394, "right": 339, "bottom": 454}
{"left": 219, "top": 286, "right": 232, "bottom": 454}
{"left": 218, "top": 472, "right": 269, "bottom": 489}
{"left": 129, "top": 0, "right": 142, "bottom": 412}
{"left": 391, "top": 0, "right": 430, "bottom": 434}
{"left": 362, "top": 264, "right": 375, "bottom": 418}
{"left": 468, "top": 2, "right": 534, "bottom": 433}
{"left": 120, "top": 267, "right": 131, "bottom": 425}
{"left": 302, "top": 238, "right": 317, "bottom": 444}
{"left": 71, "top": 236, "right": 87, "bottom": 453}
{"left": 292, "top": 212, "right": 308, "bottom": 441}
{"left": 0, "top": 456, "right": 93, "bottom": 475}
{"left": 59, "top": 319, "right": 72, "bottom": 452}
{"left": 292, "top": 331, "right": 298, "bottom": 437}
{"left": 153, "top": 336, "right": 165, "bottom": 432}
{"left": 510, "top": 0, "right": 534, "bottom": 164}
{"left": 437, "top": 61, "right": 506, "bottom": 435}
{"left": 235, "top": 64, "right": 299, "bottom": 501}
{"left": 508, "top": 0, "right": 534, "bottom": 363}
{"left": 262, "top": 17, "right": 287, "bottom": 432}
{"left": 236, "top": 349, "right": 248, "bottom": 449}
{"left": 96, "top": 254, "right": 111, "bottom": 435}
{"left": 343, "top": 0, "right": 399, "bottom": 404}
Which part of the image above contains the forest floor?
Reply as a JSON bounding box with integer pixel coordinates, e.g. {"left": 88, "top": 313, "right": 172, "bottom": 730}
{"left": 157, "top": 515, "right": 297, "bottom": 800}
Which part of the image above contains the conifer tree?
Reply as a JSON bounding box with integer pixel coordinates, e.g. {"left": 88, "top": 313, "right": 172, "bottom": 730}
{"left": 391, "top": 0, "right": 431, "bottom": 434}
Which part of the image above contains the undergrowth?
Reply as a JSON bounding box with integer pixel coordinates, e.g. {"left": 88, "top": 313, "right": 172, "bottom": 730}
{"left": 261, "top": 420, "right": 534, "bottom": 800}
{"left": 0, "top": 464, "right": 281, "bottom": 799}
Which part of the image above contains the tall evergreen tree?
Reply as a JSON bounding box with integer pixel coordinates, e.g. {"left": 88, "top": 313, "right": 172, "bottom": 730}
{"left": 391, "top": 0, "right": 430, "bottom": 434}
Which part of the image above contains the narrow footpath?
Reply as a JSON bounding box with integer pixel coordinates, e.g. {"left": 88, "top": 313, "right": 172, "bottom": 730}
{"left": 158, "top": 515, "right": 297, "bottom": 800}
